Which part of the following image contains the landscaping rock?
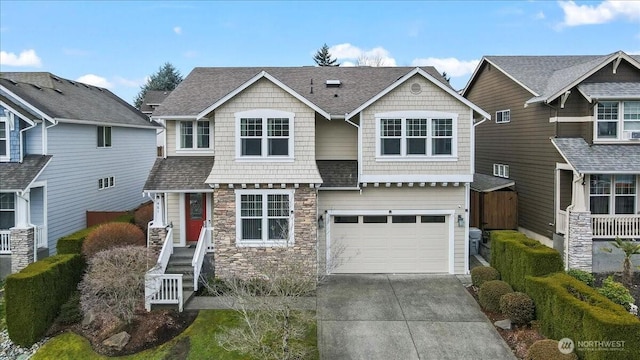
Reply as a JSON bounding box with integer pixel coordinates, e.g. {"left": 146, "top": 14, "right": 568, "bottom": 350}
{"left": 82, "top": 310, "right": 95, "bottom": 327}
{"left": 102, "top": 331, "right": 130, "bottom": 351}
{"left": 494, "top": 319, "right": 511, "bottom": 330}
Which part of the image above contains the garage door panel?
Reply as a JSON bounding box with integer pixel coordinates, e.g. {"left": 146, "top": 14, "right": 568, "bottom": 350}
{"left": 330, "top": 214, "right": 449, "bottom": 273}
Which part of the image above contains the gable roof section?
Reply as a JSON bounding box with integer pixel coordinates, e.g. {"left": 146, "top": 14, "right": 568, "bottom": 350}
{"left": 552, "top": 138, "right": 640, "bottom": 174}
{"left": 316, "top": 160, "right": 358, "bottom": 188}
{"left": 152, "top": 67, "right": 458, "bottom": 119}
{"left": 464, "top": 51, "right": 640, "bottom": 105}
{"left": 0, "top": 155, "right": 52, "bottom": 192}
{"left": 140, "top": 90, "right": 171, "bottom": 113}
{"left": 0, "top": 72, "right": 157, "bottom": 128}
{"left": 143, "top": 156, "right": 215, "bottom": 192}
{"left": 577, "top": 82, "right": 640, "bottom": 102}
{"left": 471, "top": 173, "right": 515, "bottom": 193}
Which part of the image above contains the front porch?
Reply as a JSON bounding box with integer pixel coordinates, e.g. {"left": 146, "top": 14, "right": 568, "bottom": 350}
{"left": 557, "top": 210, "right": 640, "bottom": 239}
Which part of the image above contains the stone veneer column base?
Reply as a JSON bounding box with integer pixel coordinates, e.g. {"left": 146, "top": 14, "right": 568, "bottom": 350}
{"left": 213, "top": 187, "right": 318, "bottom": 280}
{"left": 10, "top": 227, "right": 35, "bottom": 274}
{"left": 148, "top": 226, "right": 168, "bottom": 256}
{"left": 567, "top": 211, "right": 592, "bottom": 272}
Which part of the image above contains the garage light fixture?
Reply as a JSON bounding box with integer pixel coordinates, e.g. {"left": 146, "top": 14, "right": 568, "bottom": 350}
{"left": 318, "top": 215, "right": 324, "bottom": 229}
{"left": 457, "top": 214, "right": 464, "bottom": 227}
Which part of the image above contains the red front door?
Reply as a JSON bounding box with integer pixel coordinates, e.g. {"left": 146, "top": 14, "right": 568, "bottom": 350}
{"left": 186, "top": 193, "right": 206, "bottom": 242}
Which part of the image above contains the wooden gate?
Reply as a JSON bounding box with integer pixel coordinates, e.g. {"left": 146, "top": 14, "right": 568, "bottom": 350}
{"left": 470, "top": 190, "right": 518, "bottom": 230}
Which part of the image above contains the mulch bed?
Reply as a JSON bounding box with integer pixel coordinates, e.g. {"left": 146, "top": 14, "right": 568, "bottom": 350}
{"left": 593, "top": 271, "right": 640, "bottom": 305}
{"left": 466, "top": 285, "right": 545, "bottom": 359}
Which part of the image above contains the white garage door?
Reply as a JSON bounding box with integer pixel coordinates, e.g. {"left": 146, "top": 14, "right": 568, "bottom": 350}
{"left": 329, "top": 214, "right": 450, "bottom": 273}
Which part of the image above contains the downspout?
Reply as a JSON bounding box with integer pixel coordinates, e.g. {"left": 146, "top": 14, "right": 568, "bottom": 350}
{"left": 44, "top": 118, "right": 58, "bottom": 155}
{"left": 18, "top": 117, "right": 38, "bottom": 163}
{"left": 342, "top": 112, "right": 362, "bottom": 193}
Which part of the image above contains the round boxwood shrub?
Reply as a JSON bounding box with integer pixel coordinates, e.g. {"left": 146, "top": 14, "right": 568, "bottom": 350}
{"left": 566, "top": 269, "right": 595, "bottom": 287}
{"left": 499, "top": 291, "right": 535, "bottom": 324}
{"left": 82, "top": 222, "right": 145, "bottom": 258}
{"left": 471, "top": 266, "right": 500, "bottom": 287}
{"left": 478, "top": 280, "right": 513, "bottom": 312}
{"left": 526, "top": 339, "right": 577, "bottom": 360}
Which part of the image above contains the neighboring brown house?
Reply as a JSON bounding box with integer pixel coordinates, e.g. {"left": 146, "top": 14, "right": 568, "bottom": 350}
{"left": 463, "top": 51, "right": 640, "bottom": 272}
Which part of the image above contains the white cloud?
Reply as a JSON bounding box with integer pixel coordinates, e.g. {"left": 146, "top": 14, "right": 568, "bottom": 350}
{"left": 558, "top": 0, "right": 640, "bottom": 27}
{"left": 113, "top": 76, "right": 145, "bottom": 88}
{"left": 411, "top": 57, "right": 480, "bottom": 77}
{"left": 76, "top": 74, "right": 113, "bottom": 89}
{"left": 0, "top": 49, "right": 42, "bottom": 67}
{"left": 173, "top": 26, "right": 182, "bottom": 34}
{"left": 328, "top": 43, "right": 397, "bottom": 66}
{"left": 534, "top": 11, "right": 546, "bottom": 20}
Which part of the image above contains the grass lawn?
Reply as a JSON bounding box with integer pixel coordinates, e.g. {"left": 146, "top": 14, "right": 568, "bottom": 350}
{"left": 32, "top": 310, "right": 318, "bottom": 360}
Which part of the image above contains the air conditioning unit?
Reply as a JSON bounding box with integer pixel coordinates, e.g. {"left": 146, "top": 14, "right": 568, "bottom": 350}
{"left": 631, "top": 131, "right": 640, "bottom": 140}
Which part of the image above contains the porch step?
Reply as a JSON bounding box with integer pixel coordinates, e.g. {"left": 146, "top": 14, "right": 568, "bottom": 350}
{"left": 165, "top": 247, "right": 198, "bottom": 293}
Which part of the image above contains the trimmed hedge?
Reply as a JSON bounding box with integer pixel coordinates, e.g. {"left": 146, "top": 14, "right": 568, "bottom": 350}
{"left": 490, "top": 230, "right": 563, "bottom": 292}
{"left": 525, "top": 273, "right": 640, "bottom": 360}
{"left": 5, "top": 254, "right": 85, "bottom": 347}
{"left": 470, "top": 266, "right": 500, "bottom": 287}
{"left": 56, "top": 213, "right": 134, "bottom": 255}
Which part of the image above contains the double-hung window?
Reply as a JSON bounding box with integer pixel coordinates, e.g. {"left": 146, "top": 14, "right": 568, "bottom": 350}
{"left": 97, "top": 126, "right": 111, "bottom": 148}
{"left": 236, "top": 110, "right": 294, "bottom": 160}
{"left": 236, "top": 190, "right": 294, "bottom": 246}
{"left": 595, "top": 101, "right": 640, "bottom": 141}
{"left": 178, "top": 120, "right": 212, "bottom": 150}
{"left": 0, "top": 114, "right": 8, "bottom": 160}
{"left": 589, "top": 174, "right": 637, "bottom": 214}
{"left": 376, "top": 111, "right": 457, "bottom": 159}
{"left": 496, "top": 110, "right": 510, "bottom": 124}
{"left": 0, "top": 193, "right": 15, "bottom": 229}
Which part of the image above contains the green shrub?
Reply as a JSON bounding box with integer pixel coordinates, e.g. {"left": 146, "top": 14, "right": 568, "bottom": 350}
{"left": 471, "top": 266, "right": 500, "bottom": 287}
{"left": 525, "top": 339, "right": 578, "bottom": 360}
{"left": 598, "top": 276, "right": 634, "bottom": 310}
{"left": 478, "top": 280, "right": 513, "bottom": 312}
{"left": 56, "top": 214, "right": 135, "bottom": 255}
{"left": 499, "top": 292, "right": 535, "bottom": 324}
{"left": 526, "top": 273, "right": 640, "bottom": 360}
{"left": 5, "top": 254, "right": 85, "bottom": 346}
{"left": 567, "top": 268, "right": 595, "bottom": 287}
{"left": 489, "top": 230, "right": 563, "bottom": 291}
{"left": 81, "top": 222, "right": 145, "bottom": 258}
{"left": 55, "top": 291, "right": 83, "bottom": 325}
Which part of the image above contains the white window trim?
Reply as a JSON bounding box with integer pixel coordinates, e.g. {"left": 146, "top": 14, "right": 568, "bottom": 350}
{"left": 235, "top": 109, "right": 295, "bottom": 162}
{"left": 98, "top": 176, "right": 115, "bottom": 190}
{"left": 375, "top": 111, "right": 458, "bottom": 161}
{"left": 588, "top": 174, "right": 638, "bottom": 215}
{"left": 593, "top": 101, "right": 640, "bottom": 143}
{"left": 97, "top": 126, "right": 112, "bottom": 148}
{"left": 235, "top": 189, "right": 295, "bottom": 247}
{"left": 493, "top": 164, "right": 509, "bottom": 178}
{"left": 0, "top": 192, "right": 16, "bottom": 229}
{"left": 176, "top": 119, "right": 214, "bottom": 153}
{"left": 496, "top": 109, "right": 510, "bottom": 124}
{"left": 0, "top": 113, "right": 10, "bottom": 161}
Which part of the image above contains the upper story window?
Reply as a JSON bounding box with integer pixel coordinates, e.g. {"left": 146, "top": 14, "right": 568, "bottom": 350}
{"left": 376, "top": 111, "right": 457, "bottom": 160}
{"left": 97, "top": 126, "right": 112, "bottom": 148}
{"left": 493, "top": 164, "right": 509, "bottom": 178}
{"left": 0, "top": 193, "right": 15, "bottom": 229}
{"left": 235, "top": 189, "right": 294, "bottom": 247}
{"left": 595, "top": 101, "right": 640, "bottom": 141}
{"left": 178, "top": 120, "right": 212, "bottom": 150}
{"left": 235, "top": 110, "right": 294, "bottom": 161}
{"left": 0, "top": 111, "right": 11, "bottom": 160}
{"left": 496, "top": 109, "right": 510, "bottom": 124}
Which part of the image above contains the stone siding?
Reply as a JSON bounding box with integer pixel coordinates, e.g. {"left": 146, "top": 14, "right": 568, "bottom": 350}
{"left": 148, "top": 226, "right": 168, "bottom": 255}
{"left": 213, "top": 186, "right": 317, "bottom": 279}
{"left": 10, "top": 227, "right": 34, "bottom": 273}
{"left": 567, "top": 211, "right": 592, "bottom": 272}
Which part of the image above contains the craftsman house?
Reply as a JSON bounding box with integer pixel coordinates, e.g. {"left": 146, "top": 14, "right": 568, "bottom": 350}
{"left": 463, "top": 51, "right": 640, "bottom": 271}
{"left": 0, "top": 72, "right": 158, "bottom": 276}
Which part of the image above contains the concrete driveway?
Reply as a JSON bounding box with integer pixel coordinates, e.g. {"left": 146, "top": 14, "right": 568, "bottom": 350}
{"left": 317, "top": 274, "right": 516, "bottom": 360}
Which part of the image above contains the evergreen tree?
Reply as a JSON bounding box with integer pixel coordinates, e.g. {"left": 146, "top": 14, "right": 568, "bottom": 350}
{"left": 313, "top": 44, "right": 339, "bottom": 66}
{"left": 134, "top": 62, "right": 183, "bottom": 109}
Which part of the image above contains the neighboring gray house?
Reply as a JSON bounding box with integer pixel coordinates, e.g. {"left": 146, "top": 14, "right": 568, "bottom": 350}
{"left": 463, "top": 51, "right": 640, "bottom": 272}
{"left": 0, "top": 72, "right": 158, "bottom": 276}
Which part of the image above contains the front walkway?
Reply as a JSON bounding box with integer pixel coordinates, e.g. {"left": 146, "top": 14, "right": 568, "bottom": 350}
{"left": 317, "top": 274, "right": 515, "bottom": 360}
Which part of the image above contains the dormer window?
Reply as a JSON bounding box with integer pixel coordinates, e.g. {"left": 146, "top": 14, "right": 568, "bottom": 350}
{"left": 235, "top": 109, "right": 294, "bottom": 161}
{"left": 177, "top": 119, "right": 213, "bottom": 151}
{"left": 595, "top": 101, "right": 640, "bottom": 141}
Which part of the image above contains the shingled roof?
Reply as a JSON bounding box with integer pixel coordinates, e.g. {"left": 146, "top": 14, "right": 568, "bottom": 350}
{"left": 0, "top": 155, "right": 52, "bottom": 191}
{"left": 152, "top": 66, "right": 452, "bottom": 118}
{"left": 0, "top": 72, "right": 157, "bottom": 128}
{"left": 143, "top": 157, "right": 215, "bottom": 191}
{"left": 464, "top": 51, "right": 640, "bottom": 105}
{"left": 316, "top": 160, "right": 358, "bottom": 188}
{"left": 140, "top": 90, "right": 171, "bottom": 114}
{"left": 552, "top": 138, "right": 640, "bottom": 174}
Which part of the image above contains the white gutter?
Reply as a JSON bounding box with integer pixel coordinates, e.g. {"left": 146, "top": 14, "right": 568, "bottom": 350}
{"left": 54, "top": 118, "right": 158, "bottom": 129}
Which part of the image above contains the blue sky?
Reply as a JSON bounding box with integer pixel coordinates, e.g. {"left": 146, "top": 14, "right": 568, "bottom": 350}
{"left": 1, "top": 1, "right": 639, "bottom": 104}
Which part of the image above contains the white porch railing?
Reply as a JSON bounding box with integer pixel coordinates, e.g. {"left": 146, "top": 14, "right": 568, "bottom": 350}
{"left": 35, "top": 225, "right": 47, "bottom": 248}
{"left": 192, "top": 220, "right": 212, "bottom": 291}
{"left": 557, "top": 210, "right": 567, "bottom": 235}
{"left": 0, "top": 230, "right": 10, "bottom": 254}
{"left": 145, "top": 227, "right": 184, "bottom": 311}
{"left": 592, "top": 214, "right": 640, "bottom": 239}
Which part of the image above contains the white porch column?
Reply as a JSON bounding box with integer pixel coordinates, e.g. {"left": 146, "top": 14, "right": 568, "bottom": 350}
{"left": 571, "top": 172, "right": 587, "bottom": 212}
{"left": 151, "top": 193, "right": 166, "bottom": 227}
{"left": 15, "top": 190, "right": 30, "bottom": 228}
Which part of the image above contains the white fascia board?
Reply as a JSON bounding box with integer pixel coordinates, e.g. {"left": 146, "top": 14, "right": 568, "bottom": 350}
{"left": 317, "top": 187, "right": 361, "bottom": 191}
{"left": 360, "top": 174, "right": 473, "bottom": 183}
{"left": 0, "top": 100, "right": 36, "bottom": 126}
{"left": 55, "top": 118, "right": 159, "bottom": 129}
{"left": 546, "top": 52, "right": 639, "bottom": 104}
{"left": 550, "top": 138, "right": 578, "bottom": 174}
{"left": 22, "top": 157, "right": 53, "bottom": 193}
{"left": 196, "top": 71, "right": 330, "bottom": 120}
{"left": 346, "top": 67, "right": 490, "bottom": 120}
{"left": 463, "top": 58, "right": 539, "bottom": 98}
{"left": 0, "top": 85, "right": 55, "bottom": 124}
{"left": 151, "top": 115, "right": 198, "bottom": 121}
{"left": 143, "top": 189, "right": 215, "bottom": 194}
